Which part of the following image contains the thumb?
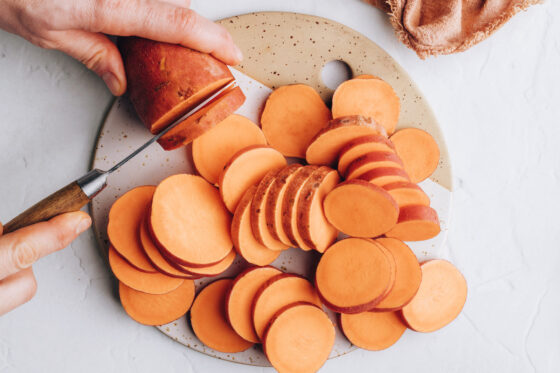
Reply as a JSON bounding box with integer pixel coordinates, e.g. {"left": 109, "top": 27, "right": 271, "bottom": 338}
{"left": 49, "top": 30, "right": 127, "bottom": 96}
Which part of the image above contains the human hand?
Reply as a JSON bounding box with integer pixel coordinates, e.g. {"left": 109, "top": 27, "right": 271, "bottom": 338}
{"left": 0, "top": 211, "right": 91, "bottom": 316}
{"left": 0, "top": 0, "right": 242, "bottom": 96}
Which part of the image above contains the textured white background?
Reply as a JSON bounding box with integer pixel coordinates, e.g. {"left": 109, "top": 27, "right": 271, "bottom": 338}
{"left": 1, "top": 1, "right": 559, "bottom": 372}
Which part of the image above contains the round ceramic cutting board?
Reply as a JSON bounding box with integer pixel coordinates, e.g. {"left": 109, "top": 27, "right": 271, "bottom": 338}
{"left": 90, "top": 12, "right": 452, "bottom": 367}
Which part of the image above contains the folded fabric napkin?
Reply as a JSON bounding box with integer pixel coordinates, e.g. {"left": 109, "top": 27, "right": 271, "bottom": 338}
{"left": 366, "top": 0, "right": 541, "bottom": 58}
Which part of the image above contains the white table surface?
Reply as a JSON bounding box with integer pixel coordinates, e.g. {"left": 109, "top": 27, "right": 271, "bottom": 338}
{"left": 1, "top": 1, "right": 559, "bottom": 372}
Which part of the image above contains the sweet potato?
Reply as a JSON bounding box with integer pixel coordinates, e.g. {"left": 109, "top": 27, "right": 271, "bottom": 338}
{"left": 150, "top": 174, "right": 232, "bottom": 267}
{"left": 337, "top": 135, "right": 395, "bottom": 175}
{"left": 225, "top": 266, "right": 282, "bottom": 343}
{"left": 261, "top": 84, "right": 331, "bottom": 158}
{"left": 118, "top": 37, "right": 233, "bottom": 134}
{"left": 251, "top": 170, "right": 290, "bottom": 251}
{"left": 163, "top": 249, "right": 236, "bottom": 277}
{"left": 219, "top": 145, "right": 287, "bottom": 213}
{"left": 264, "top": 164, "right": 303, "bottom": 246}
{"left": 315, "top": 238, "right": 393, "bottom": 313}
{"left": 119, "top": 279, "right": 195, "bottom": 326}
{"left": 190, "top": 279, "right": 254, "bottom": 352}
{"left": 339, "top": 311, "right": 406, "bottom": 351}
{"left": 323, "top": 180, "right": 399, "bottom": 237}
{"left": 296, "top": 167, "right": 340, "bottom": 253}
{"left": 332, "top": 78, "right": 400, "bottom": 135}
{"left": 358, "top": 167, "right": 410, "bottom": 187}
{"left": 390, "top": 128, "right": 440, "bottom": 183}
{"left": 354, "top": 74, "right": 381, "bottom": 80}
{"left": 157, "top": 86, "right": 246, "bottom": 150}
{"left": 107, "top": 186, "right": 156, "bottom": 272}
{"left": 263, "top": 302, "right": 335, "bottom": 373}
{"left": 373, "top": 240, "right": 397, "bottom": 303}
{"left": 383, "top": 181, "right": 430, "bottom": 207}
{"left": 401, "top": 260, "right": 467, "bottom": 332}
{"left": 385, "top": 205, "right": 440, "bottom": 241}
{"left": 231, "top": 186, "right": 281, "bottom": 266}
{"left": 252, "top": 273, "right": 322, "bottom": 340}
{"left": 192, "top": 114, "right": 267, "bottom": 185}
{"left": 281, "top": 166, "right": 319, "bottom": 250}
{"left": 345, "top": 152, "right": 404, "bottom": 180}
{"left": 306, "top": 115, "right": 388, "bottom": 166}
{"left": 108, "top": 246, "right": 184, "bottom": 294}
{"left": 372, "top": 238, "right": 422, "bottom": 311}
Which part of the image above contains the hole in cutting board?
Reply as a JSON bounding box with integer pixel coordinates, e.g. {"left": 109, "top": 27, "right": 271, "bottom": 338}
{"left": 321, "top": 60, "right": 352, "bottom": 90}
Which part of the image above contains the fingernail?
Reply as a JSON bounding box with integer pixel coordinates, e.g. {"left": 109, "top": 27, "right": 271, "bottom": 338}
{"left": 76, "top": 216, "right": 92, "bottom": 235}
{"left": 233, "top": 45, "right": 243, "bottom": 64}
{"left": 102, "top": 72, "right": 121, "bottom": 96}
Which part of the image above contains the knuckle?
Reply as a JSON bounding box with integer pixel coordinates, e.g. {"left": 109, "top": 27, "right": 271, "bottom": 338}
{"left": 92, "top": 0, "right": 131, "bottom": 31}
{"left": 172, "top": 8, "right": 198, "bottom": 35}
{"left": 11, "top": 241, "right": 39, "bottom": 270}
{"left": 81, "top": 46, "right": 108, "bottom": 72}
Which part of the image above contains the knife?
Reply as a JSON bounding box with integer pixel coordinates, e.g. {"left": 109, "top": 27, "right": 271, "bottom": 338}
{"left": 2, "top": 80, "right": 237, "bottom": 234}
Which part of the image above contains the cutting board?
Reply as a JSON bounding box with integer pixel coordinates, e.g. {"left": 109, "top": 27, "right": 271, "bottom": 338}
{"left": 90, "top": 12, "right": 452, "bottom": 367}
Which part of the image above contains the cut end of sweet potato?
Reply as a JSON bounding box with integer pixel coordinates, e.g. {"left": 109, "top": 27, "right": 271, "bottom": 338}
{"left": 385, "top": 205, "right": 440, "bottom": 241}
{"left": 383, "top": 181, "right": 431, "bottom": 207}
{"left": 345, "top": 151, "right": 404, "bottom": 180}
{"left": 337, "top": 134, "right": 396, "bottom": 175}
{"left": 340, "top": 311, "right": 406, "bottom": 351}
{"left": 358, "top": 167, "right": 410, "bottom": 187}
{"left": 390, "top": 128, "right": 440, "bottom": 183}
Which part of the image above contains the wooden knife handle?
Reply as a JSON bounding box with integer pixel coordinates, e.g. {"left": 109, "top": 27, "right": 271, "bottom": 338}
{"left": 2, "top": 181, "right": 90, "bottom": 234}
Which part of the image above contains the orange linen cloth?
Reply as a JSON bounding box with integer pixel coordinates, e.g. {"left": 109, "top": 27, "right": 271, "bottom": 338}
{"left": 366, "top": 0, "right": 541, "bottom": 58}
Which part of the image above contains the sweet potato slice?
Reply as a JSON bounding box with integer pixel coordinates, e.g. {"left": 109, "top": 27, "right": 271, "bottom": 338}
{"left": 108, "top": 246, "right": 184, "bottom": 294}
{"left": 390, "top": 128, "right": 440, "bottom": 183}
{"left": 373, "top": 240, "right": 397, "bottom": 303}
{"left": 252, "top": 274, "right": 322, "bottom": 340}
{"left": 306, "top": 115, "right": 387, "bottom": 166}
{"left": 385, "top": 205, "right": 440, "bottom": 241}
{"left": 401, "top": 260, "right": 467, "bottom": 332}
{"left": 225, "top": 266, "right": 282, "bottom": 343}
{"left": 263, "top": 302, "right": 335, "bottom": 373}
{"left": 219, "top": 145, "right": 287, "bottom": 213}
{"left": 264, "top": 164, "right": 303, "bottom": 246}
{"left": 261, "top": 84, "right": 331, "bottom": 158}
{"left": 315, "top": 238, "right": 393, "bottom": 313}
{"left": 383, "top": 181, "right": 430, "bottom": 207}
{"left": 119, "top": 279, "right": 195, "bottom": 326}
{"left": 337, "top": 134, "right": 395, "bottom": 175}
{"left": 163, "top": 249, "right": 236, "bottom": 277}
{"left": 339, "top": 311, "right": 406, "bottom": 351}
{"left": 332, "top": 78, "right": 400, "bottom": 135}
{"left": 157, "top": 86, "right": 246, "bottom": 150}
{"left": 118, "top": 37, "right": 233, "bottom": 134}
{"left": 358, "top": 167, "right": 410, "bottom": 187}
{"left": 190, "top": 279, "right": 254, "bottom": 352}
{"left": 323, "top": 180, "right": 399, "bottom": 237}
{"left": 251, "top": 170, "right": 290, "bottom": 251}
{"left": 354, "top": 74, "right": 381, "bottom": 80}
{"left": 231, "top": 186, "right": 281, "bottom": 266}
{"left": 192, "top": 114, "right": 267, "bottom": 185}
{"left": 345, "top": 152, "right": 404, "bottom": 180}
{"left": 372, "top": 238, "right": 422, "bottom": 311}
{"left": 107, "top": 186, "right": 156, "bottom": 272}
{"left": 281, "top": 166, "right": 319, "bottom": 250}
{"left": 296, "top": 167, "right": 340, "bottom": 253}
{"left": 151, "top": 174, "right": 232, "bottom": 267}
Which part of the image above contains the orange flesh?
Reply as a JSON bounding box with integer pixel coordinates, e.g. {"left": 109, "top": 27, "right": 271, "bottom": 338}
{"left": 306, "top": 115, "right": 388, "bottom": 166}
{"left": 337, "top": 135, "right": 395, "bottom": 175}
{"left": 264, "top": 164, "right": 303, "bottom": 246}
{"left": 263, "top": 303, "right": 335, "bottom": 373}
{"left": 372, "top": 238, "right": 422, "bottom": 311}
{"left": 251, "top": 170, "right": 290, "bottom": 251}
{"left": 354, "top": 74, "right": 381, "bottom": 80}
{"left": 390, "top": 128, "right": 440, "bottom": 183}
{"left": 107, "top": 186, "right": 156, "bottom": 272}
{"left": 108, "top": 246, "right": 184, "bottom": 294}
{"left": 119, "top": 279, "right": 195, "bottom": 326}
{"left": 190, "top": 279, "right": 254, "bottom": 352}
{"left": 225, "top": 266, "right": 282, "bottom": 343}
{"left": 323, "top": 179, "right": 399, "bottom": 237}
{"left": 385, "top": 205, "right": 440, "bottom": 241}
{"left": 340, "top": 311, "right": 406, "bottom": 351}
{"left": 332, "top": 78, "right": 400, "bottom": 135}
{"left": 373, "top": 240, "right": 397, "bottom": 302}
{"left": 358, "top": 167, "right": 410, "bottom": 187}
{"left": 170, "top": 249, "right": 236, "bottom": 277}
{"left": 261, "top": 84, "right": 331, "bottom": 158}
{"left": 151, "top": 174, "right": 232, "bottom": 266}
{"left": 345, "top": 151, "right": 404, "bottom": 180}
{"left": 383, "top": 181, "right": 430, "bottom": 207}
{"left": 192, "top": 114, "right": 267, "bottom": 185}
{"left": 231, "top": 186, "right": 281, "bottom": 266}
{"left": 401, "top": 260, "right": 467, "bottom": 332}
{"left": 252, "top": 274, "right": 322, "bottom": 340}
{"left": 219, "top": 145, "right": 287, "bottom": 213}
{"left": 315, "top": 238, "right": 392, "bottom": 313}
